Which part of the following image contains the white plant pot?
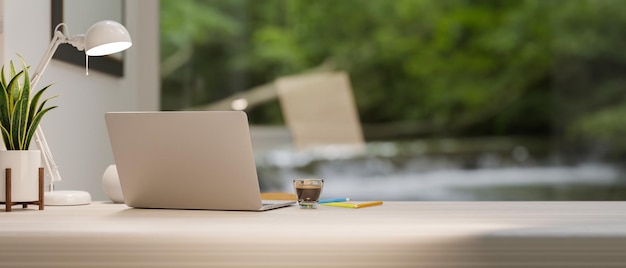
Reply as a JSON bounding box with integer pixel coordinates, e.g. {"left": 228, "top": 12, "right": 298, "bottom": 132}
{"left": 0, "top": 150, "right": 41, "bottom": 202}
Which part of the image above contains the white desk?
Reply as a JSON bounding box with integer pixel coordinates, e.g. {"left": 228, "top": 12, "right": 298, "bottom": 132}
{"left": 2, "top": 202, "right": 626, "bottom": 267}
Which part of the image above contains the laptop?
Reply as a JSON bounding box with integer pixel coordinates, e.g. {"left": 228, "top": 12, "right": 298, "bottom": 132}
{"left": 104, "top": 111, "right": 294, "bottom": 211}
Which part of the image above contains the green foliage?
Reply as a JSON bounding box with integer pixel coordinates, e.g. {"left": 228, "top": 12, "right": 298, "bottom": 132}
{"left": 569, "top": 104, "right": 626, "bottom": 150}
{"left": 0, "top": 56, "right": 57, "bottom": 150}
{"left": 160, "top": 0, "right": 626, "bottom": 155}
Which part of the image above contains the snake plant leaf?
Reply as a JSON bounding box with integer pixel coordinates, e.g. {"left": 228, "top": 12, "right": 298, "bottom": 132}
{"left": 24, "top": 105, "right": 57, "bottom": 150}
{"left": 10, "top": 98, "right": 24, "bottom": 149}
{"left": 36, "top": 96, "right": 58, "bottom": 115}
{"left": 0, "top": 65, "right": 7, "bottom": 90}
{"left": 0, "top": 56, "right": 56, "bottom": 150}
{"left": 5, "top": 69, "right": 25, "bottom": 119}
{"left": 16, "top": 62, "right": 31, "bottom": 149}
{"left": 0, "top": 124, "right": 13, "bottom": 149}
{"left": 28, "top": 84, "right": 53, "bottom": 126}
{"left": 0, "top": 78, "right": 10, "bottom": 130}
{"left": 5, "top": 68, "right": 24, "bottom": 100}
{"left": 8, "top": 61, "right": 20, "bottom": 103}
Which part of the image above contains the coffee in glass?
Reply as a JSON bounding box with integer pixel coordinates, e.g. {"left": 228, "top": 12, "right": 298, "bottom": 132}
{"left": 293, "top": 179, "right": 324, "bottom": 209}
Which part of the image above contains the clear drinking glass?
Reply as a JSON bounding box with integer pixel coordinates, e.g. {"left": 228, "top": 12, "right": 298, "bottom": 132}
{"left": 293, "top": 179, "right": 324, "bottom": 209}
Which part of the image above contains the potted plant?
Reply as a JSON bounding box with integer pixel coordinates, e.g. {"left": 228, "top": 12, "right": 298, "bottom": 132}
{"left": 0, "top": 55, "right": 57, "bottom": 203}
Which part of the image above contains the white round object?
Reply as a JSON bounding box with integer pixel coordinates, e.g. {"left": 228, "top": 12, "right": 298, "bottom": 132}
{"left": 102, "top": 165, "right": 124, "bottom": 203}
{"left": 45, "top": 190, "right": 91, "bottom": 206}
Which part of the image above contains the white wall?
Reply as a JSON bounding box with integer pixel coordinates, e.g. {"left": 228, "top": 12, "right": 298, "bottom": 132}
{"left": 0, "top": 0, "right": 160, "bottom": 201}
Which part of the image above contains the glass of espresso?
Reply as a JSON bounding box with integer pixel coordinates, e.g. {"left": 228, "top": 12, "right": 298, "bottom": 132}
{"left": 293, "top": 179, "right": 324, "bottom": 209}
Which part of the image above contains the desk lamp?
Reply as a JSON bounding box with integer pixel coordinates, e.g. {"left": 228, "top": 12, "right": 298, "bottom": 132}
{"left": 30, "top": 20, "right": 132, "bottom": 205}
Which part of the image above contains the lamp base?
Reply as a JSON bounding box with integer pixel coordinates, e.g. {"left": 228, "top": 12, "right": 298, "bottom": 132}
{"left": 44, "top": 190, "right": 91, "bottom": 206}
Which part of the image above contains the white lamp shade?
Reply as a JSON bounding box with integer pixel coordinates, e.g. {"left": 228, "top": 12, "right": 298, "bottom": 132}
{"left": 84, "top": 20, "right": 132, "bottom": 56}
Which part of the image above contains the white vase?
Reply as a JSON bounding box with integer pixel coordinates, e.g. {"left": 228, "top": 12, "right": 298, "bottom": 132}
{"left": 0, "top": 150, "right": 41, "bottom": 202}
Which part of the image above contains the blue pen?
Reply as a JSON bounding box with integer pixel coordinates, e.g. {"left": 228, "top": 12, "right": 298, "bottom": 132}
{"left": 319, "top": 198, "right": 350, "bottom": 204}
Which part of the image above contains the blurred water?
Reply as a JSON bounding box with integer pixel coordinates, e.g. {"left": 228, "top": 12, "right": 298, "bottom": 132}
{"left": 255, "top": 140, "right": 626, "bottom": 201}
{"left": 314, "top": 164, "right": 621, "bottom": 200}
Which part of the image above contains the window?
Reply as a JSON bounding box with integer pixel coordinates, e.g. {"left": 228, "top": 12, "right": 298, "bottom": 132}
{"left": 160, "top": 0, "right": 626, "bottom": 201}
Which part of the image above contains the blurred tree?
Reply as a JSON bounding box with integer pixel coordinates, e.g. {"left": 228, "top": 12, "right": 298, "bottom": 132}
{"left": 160, "top": 0, "right": 626, "bottom": 157}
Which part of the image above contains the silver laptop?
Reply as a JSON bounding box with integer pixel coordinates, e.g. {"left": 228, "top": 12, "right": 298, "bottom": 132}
{"left": 104, "top": 111, "right": 294, "bottom": 211}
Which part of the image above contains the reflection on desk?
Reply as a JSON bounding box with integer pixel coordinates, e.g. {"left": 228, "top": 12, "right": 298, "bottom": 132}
{"left": 2, "top": 202, "right": 626, "bottom": 267}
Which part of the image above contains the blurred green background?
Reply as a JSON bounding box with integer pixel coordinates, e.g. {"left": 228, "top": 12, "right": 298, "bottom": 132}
{"left": 161, "top": 0, "right": 626, "bottom": 153}
{"left": 159, "top": 0, "right": 626, "bottom": 200}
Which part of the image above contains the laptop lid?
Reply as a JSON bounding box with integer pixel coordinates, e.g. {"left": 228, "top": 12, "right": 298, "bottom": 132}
{"left": 105, "top": 111, "right": 285, "bottom": 211}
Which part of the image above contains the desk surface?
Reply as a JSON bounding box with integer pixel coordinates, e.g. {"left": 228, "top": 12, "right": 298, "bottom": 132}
{"left": 2, "top": 201, "right": 626, "bottom": 267}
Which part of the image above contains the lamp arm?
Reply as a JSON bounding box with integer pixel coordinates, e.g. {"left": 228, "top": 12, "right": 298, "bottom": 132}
{"left": 35, "top": 127, "right": 62, "bottom": 186}
{"left": 31, "top": 29, "right": 69, "bottom": 186}
{"left": 31, "top": 30, "right": 66, "bottom": 88}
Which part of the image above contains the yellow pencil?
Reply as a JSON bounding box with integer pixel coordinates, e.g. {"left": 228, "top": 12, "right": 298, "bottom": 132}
{"left": 322, "top": 202, "right": 355, "bottom": 208}
{"left": 354, "top": 201, "right": 383, "bottom": 208}
{"left": 321, "top": 201, "right": 383, "bottom": 208}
